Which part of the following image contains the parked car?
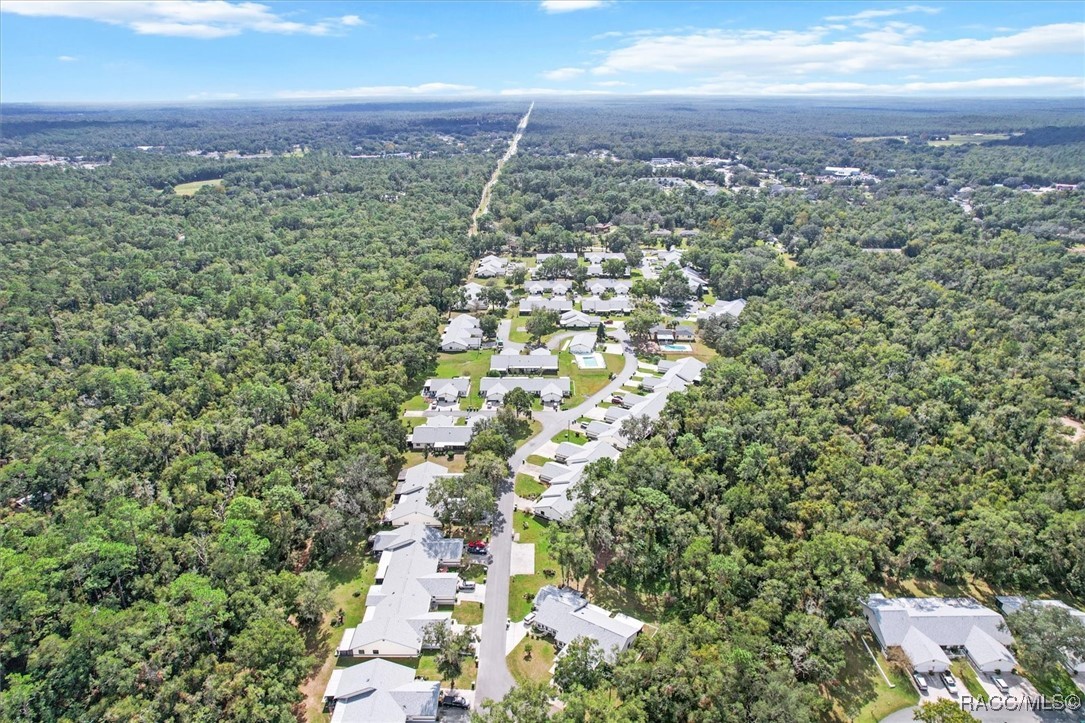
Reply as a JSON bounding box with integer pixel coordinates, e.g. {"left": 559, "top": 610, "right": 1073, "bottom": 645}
{"left": 913, "top": 673, "right": 929, "bottom": 692}
{"left": 992, "top": 675, "right": 1010, "bottom": 694}
{"left": 524, "top": 611, "right": 536, "bottom": 625}
{"left": 579, "top": 422, "right": 588, "bottom": 429}
{"left": 441, "top": 694, "right": 469, "bottom": 709}
{"left": 466, "top": 540, "right": 488, "bottom": 555}
{"left": 457, "top": 580, "right": 476, "bottom": 591}
{"left": 610, "top": 396, "right": 623, "bottom": 404}
{"left": 941, "top": 672, "right": 958, "bottom": 695}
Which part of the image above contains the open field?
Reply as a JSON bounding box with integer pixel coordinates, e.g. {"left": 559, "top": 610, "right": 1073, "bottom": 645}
{"left": 824, "top": 635, "right": 918, "bottom": 723}
{"left": 452, "top": 601, "right": 484, "bottom": 626}
{"left": 928, "top": 133, "right": 1010, "bottom": 146}
{"left": 173, "top": 178, "right": 223, "bottom": 195}
{"left": 854, "top": 135, "right": 909, "bottom": 143}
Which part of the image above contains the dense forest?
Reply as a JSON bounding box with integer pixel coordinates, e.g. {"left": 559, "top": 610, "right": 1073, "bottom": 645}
{"left": 1, "top": 100, "right": 1083, "bottom": 722}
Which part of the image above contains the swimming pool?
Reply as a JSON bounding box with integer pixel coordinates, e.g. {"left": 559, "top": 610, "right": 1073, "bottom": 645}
{"left": 661, "top": 343, "right": 693, "bottom": 352}
{"left": 575, "top": 353, "right": 605, "bottom": 369}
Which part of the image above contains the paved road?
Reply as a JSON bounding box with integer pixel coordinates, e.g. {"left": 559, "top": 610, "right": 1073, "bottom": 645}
{"left": 469, "top": 102, "right": 533, "bottom": 236}
{"left": 474, "top": 334, "right": 636, "bottom": 708}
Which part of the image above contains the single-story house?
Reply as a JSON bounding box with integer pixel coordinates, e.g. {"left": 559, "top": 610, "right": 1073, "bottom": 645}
{"left": 862, "top": 594, "right": 1016, "bottom": 674}
{"left": 526, "top": 279, "right": 573, "bottom": 296}
{"left": 586, "top": 279, "right": 632, "bottom": 296}
{"left": 406, "top": 416, "right": 479, "bottom": 451}
{"left": 569, "top": 333, "right": 596, "bottom": 355}
{"left": 540, "top": 383, "right": 564, "bottom": 406}
{"left": 475, "top": 254, "right": 508, "bottom": 278}
{"left": 584, "top": 421, "right": 615, "bottom": 440}
{"left": 519, "top": 297, "right": 573, "bottom": 314}
{"left": 337, "top": 524, "right": 462, "bottom": 658}
{"left": 581, "top": 296, "right": 633, "bottom": 315}
{"left": 681, "top": 266, "right": 709, "bottom": 292}
{"left": 385, "top": 461, "right": 460, "bottom": 527}
{"left": 440, "top": 314, "right": 483, "bottom": 352}
{"left": 651, "top": 325, "right": 675, "bottom": 343}
{"left": 323, "top": 658, "right": 440, "bottom": 723}
{"left": 530, "top": 585, "right": 644, "bottom": 662}
{"left": 649, "top": 229, "right": 673, "bottom": 239}
{"left": 490, "top": 353, "right": 559, "bottom": 375}
{"left": 560, "top": 310, "right": 602, "bottom": 328}
{"left": 536, "top": 253, "right": 578, "bottom": 262}
{"left": 481, "top": 377, "right": 572, "bottom": 401}
{"left": 423, "top": 377, "right": 471, "bottom": 404}
{"left": 697, "top": 298, "right": 747, "bottom": 320}
{"left": 617, "top": 392, "right": 647, "bottom": 409}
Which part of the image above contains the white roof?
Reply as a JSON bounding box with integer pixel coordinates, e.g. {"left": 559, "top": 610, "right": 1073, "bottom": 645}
{"left": 532, "top": 585, "right": 643, "bottom": 661}
{"left": 387, "top": 462, "right": 461, "bottom": 526}
{"left": 570, "top": 333, "right": 596, "bottom": 351}
{"left": 540, "top": 383, "right": 564, "bottom": 399}
{"left": 697, "top": 298, "right": 747, "bottom": 320}
{"left": 340, "top": 524, "right": 462, "bottom": 656}
{"left": 325, "top": 659, "right": 440, "bottom": 723}
{"left": 480, "top": 377, "right": 571, "bottom": 395}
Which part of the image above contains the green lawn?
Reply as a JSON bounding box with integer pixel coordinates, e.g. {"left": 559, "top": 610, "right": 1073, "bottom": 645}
{"left": 173, "top": 178, "right": 223, "bottom": 195}
{"left": 401, "top": 451, "right": 469, "bottom": 473}
{"left": 1022, "top": 665, "right": 1080, "bottom": 698}
{"left": 515, "top": 473, "right": 547, "bottom": 499}
{"left": 526, "top": 454, "right": 550, "bottom": 467}
{"left": 452, "top": 602, "right": 484, "bottom": 626}
{"left": 824, "top": 636, "right": 918, "bottom": 723}
{"left": 507, "top": 636, "right": 557, "bottom": 686}
{"left": 952, "top": 659, "right": 989, "bottom": 702}
{"left": 560, "top": 351, "right": 624, "bottom": 407}
{"left": 508, "top": 511, "right": 560, "bottom": 620}
{"left": 301, "top": 544, "right": 378, "bottom": 723}
{"left": 551, "top": 429, "right": 587, "bottom": 445}
{"left": 417, "top": 651, "right": 478, "bottom": 691}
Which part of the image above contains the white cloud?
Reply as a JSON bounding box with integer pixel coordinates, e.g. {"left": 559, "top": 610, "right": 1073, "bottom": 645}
{"left": 0, "top": 1, "right": 361, "bottom": 38}
{"left": 500, "top": 87, "right": 615, "bottom": 95}
{"left": 593, "top": 22, "right": 1085, "bottom": 77}
{"left": 594, "top": 80, "right": 629, "bottom": 87}
{"left": 541, "top": 67, "right": 585, "bottom": 81}
{"left": 642, "top": 75, "right": 1085, "bottom": 96}
{"left": 540, "top": 1, "right": 609, "bottom": 14}
{"left": 57, "top": 55, "right": 78, "bottom": 61}
{"left": 825, "top": 4, "right": 941, "bottom": 24}
{"left": 276, "top": 83, "right": 477, "bottom": 99}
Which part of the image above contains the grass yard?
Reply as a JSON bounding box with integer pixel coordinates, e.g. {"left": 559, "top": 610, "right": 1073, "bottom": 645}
{"left": 508, "top": 636, "right": 557, "bottom": 686}
{"left": 823, "top": 635, "right": 918, "bottom": 723}
{"left": 173, "top": 178, "right": 223, "bottom": 195}
{"left": 508, "top": 511, "right": 560, "bottom": 620}
{"left": 550, "top": 429, "right": 587, "bottom": 445}
{"left": 515, "top": 473, "right": 547, "bottom": 499}
{"left": 417, "top": 651, "right": 478, "bottom": 691}
{"left": 435, "top": 349, "right": 494, "bottom": 390}
{"left": 300, "top": 543, "right": 378, "bottom": 723}
{"left": 452, "top": 601, "right": 484, "bottom": 626}
{"left": 952, "top": 659, "right": 989, "bottom": 702}
{"left": 689, "top": 342, "right": 718, "bottom": 363}
{"left": 460, "top": 561, "right": 488, "bottom": 583}
{"left": 401, "top": 451, "right": 469, "bottom": 473}
{"left": 560, "top": 351, "right": 625, "bottom": 407}
{"left": 526, "top": 454, "right": 550, "bottom": 467}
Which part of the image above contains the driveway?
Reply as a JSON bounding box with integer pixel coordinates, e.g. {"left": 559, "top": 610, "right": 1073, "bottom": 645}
{"left": 473, "top": 340, "right": 638, "bottom": 707}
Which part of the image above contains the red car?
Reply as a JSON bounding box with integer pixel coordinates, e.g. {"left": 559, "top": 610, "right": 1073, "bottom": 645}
{"left": 466, "top": 541, "right": 488, "bottom": 555}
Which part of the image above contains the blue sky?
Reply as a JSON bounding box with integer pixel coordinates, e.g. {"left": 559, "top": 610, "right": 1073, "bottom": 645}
{"left": 2, "top": 1, "right": 1083, "bottom": 102}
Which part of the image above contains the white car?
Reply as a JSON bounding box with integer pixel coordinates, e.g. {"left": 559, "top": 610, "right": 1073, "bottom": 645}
{"left": 524, "top": 611, "right": 536, "bottom": 625}
{"left": 941, "top": 672, "right": 958, "bottom": 695}
{"left": 457, "top": 580, "right": 476, "bottom": 591}
{"left": 992, "top": 675, "right": 1010, "bottom": 694}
